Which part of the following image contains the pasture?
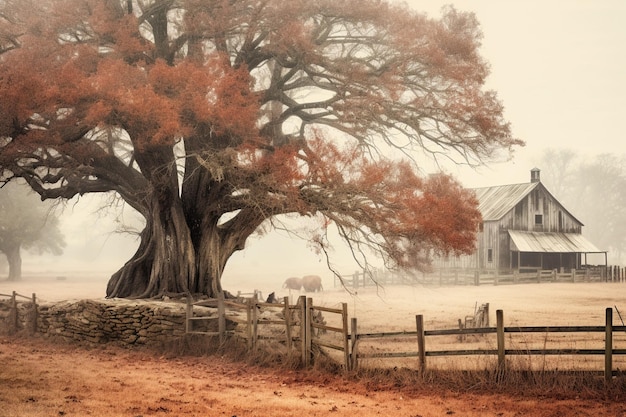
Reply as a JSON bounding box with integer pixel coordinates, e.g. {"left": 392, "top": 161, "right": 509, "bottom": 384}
{"left": 2, "top": 274, "right": 626, "bottom": 416}
{"left": 4, "top": 273, "right": 626, "bottom": 374}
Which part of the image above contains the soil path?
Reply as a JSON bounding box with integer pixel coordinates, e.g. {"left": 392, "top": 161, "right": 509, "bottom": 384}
{"left": 1, "top": 337, "right": 624, "bottom": 417}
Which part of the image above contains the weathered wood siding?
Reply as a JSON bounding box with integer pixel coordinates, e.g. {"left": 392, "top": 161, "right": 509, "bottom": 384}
{"left": 498, "top": 185, "right": 581, "bottom": 233}
{"left": 431, "top": 181, "right": 585, "bottom": 272}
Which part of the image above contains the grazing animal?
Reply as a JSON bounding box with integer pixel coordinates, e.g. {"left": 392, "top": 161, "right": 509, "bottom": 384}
{"left": 283, "top": 277, "right": 302, "bottom": 291}
{"left": 301, "top": 275, "right": 323, "bottom": 292}
{"left": 266, "top": 292, "right": 278, "bottom": 303}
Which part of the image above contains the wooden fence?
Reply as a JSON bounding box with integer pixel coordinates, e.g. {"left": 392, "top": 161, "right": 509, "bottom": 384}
{"left": 186, "top": 293, "right": 626, "bottom": 381}
{"left": 350, "top": 308, "right": 626, "bottom": 382}
{"left": 336, "top": 266, "right": 626, "bottom": 289}
{"left": 186, "top": 294, "right": 351, "bottom": 370}
{"left": 4, "top": 288, "right": 625, "bottom": 381}
{"left": 0, "top": 291, "right": 37, "bottom": 334}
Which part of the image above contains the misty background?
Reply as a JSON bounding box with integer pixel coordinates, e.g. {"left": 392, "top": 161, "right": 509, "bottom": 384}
{"left": 6, "top": 0, "right": 626, "bottom": 292}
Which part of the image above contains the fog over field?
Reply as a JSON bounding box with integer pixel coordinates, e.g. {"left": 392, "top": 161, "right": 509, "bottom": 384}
{"left": 4, "top": 273, "right": 625, "bottom": 330}
{"left": 2, "top": 0, "right": 625, "bottom": 303}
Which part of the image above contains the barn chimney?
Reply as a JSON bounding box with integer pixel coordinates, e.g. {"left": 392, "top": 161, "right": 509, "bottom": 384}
{"left": 530, "top": 168, "right": 541, "bottom": 183}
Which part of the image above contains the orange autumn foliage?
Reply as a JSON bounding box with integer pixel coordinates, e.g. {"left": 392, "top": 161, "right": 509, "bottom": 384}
{"left": 0, "top": 0, "right": 519, "bottom": 298}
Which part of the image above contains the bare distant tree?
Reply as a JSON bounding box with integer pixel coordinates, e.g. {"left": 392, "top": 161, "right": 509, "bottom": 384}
{"left": 536, "top": 148, "right": 578, "bottom": 200}
{"left": 537, "top": 150, "right": 626, "bottom": 263}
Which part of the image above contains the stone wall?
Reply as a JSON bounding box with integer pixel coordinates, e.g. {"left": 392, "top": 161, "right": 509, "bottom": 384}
{"left": 36, "top": 299, "right": 188, "bottom": 346}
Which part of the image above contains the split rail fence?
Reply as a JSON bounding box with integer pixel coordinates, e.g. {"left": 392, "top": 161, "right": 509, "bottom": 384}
{"left": 4, "top": 288, "right": 623, "bottom": 381}
{"left": 186, "top": 293, "right": 626, "bottom": 381}
{"left": 351, "top": 308, "right": 626, "bottom": 382}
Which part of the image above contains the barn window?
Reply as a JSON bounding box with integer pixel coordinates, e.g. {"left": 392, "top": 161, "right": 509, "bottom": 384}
{"left": 535, "top": 214, "right": 543, "bottom": 225}
{"left": 487, "top": 249, "right": 493, "bottom": 263}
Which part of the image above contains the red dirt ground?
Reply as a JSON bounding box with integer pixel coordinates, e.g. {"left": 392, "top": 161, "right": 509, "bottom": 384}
{"left": 1, "top": 336, "right": 625, "bottom": 417}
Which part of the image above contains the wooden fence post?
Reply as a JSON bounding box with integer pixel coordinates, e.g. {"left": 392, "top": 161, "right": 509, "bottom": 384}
{"left": 605, "top": 307, "right": 613, "bottom": 382}
{"left": 11, "top": 291, "right": 18, "bottom": 334}
{"left": 416, "top": 314, "right": 426, "bottom": 374}
{"left": 350, "top": 317, "right": 358, "bottom": 371}
{"left": 251, "top": 293, "right": 259, "bottom": 350}
{"left": 185, "top": 296, "right": 192, "bottom": 333}
{"left": 304, "top": 297, "right": 312, "bottom": 367}
{"left": 341, "top": 302, "right": 350, "bottom": 371}
{"left": 283, "top": 296, "right": 292, "bottom": 350}
{"left": 484, "top": 303, "right": 490, "bottom": 327}
{"left": 217, "top": 291, "right": 226, "bottom": 344}
{"left": 298, "top": 296, "right": 308, "bottom": 366}
{"left": 31, "top": 293, "right": 37, "bottom": 334}
{"left": 496, "top": 309, "right": 505, "bottom": 373}
{"left": 246, "top": 298, "right": 253, "bottom": 349}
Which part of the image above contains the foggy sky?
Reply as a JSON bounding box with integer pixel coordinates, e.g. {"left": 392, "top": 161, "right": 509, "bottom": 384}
{"left": 407, "top": 0, "right": 626, "bottom": 187}
{"left": 17, "top": 1, "right": 626, "bottom": 288}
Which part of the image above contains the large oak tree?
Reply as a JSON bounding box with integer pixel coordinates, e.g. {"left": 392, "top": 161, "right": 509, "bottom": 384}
{"left": 0, "top": 0, "right": 521, "bottom": 298}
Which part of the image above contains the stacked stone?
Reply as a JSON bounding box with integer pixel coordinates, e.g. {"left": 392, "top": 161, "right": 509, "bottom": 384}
{"left": 36, "top": 299, "right": 187, "bottom": 346}
{"left": 0, "top": 299, "right": 16, "bottom": 334}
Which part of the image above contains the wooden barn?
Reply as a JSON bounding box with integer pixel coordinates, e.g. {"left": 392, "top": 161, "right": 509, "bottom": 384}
{"left": 438, "top": 168, "right": 606, "bottom": 273}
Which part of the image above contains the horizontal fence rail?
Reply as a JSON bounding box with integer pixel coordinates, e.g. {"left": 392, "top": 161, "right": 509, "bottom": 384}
{"left": 5, "top": 287, "right": 626, "bottom": 382}
{"left": 350, "top": 308, "right": 625, "bottom": 381}
{"left": 335, "top": 266, "right": 626, "bottom": 289}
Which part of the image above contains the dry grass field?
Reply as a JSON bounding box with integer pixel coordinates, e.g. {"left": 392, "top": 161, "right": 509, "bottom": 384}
{"left": 2, "top": 274, "right": 626, "bottom": 416}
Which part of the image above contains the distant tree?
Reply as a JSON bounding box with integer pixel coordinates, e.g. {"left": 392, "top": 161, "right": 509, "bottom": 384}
{"left": 535, "top": 148, "right": 578, "bottom": 200}
{"left": 0, "top": 182, "right": 66, "bottom": 281}
{"left": 538, "top": 150, "right": 626, "bottom": 263}
{"left": 0, "top": 0, "right": 521, "bottom": 298}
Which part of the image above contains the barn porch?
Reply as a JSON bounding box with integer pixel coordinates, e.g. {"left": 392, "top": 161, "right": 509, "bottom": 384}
{"left": 508, "top": 230, "right": 607, "bottom": 272}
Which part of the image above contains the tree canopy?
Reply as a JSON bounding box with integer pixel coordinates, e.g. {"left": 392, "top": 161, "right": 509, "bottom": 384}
{"left": 0, "top": 182, "right": 66, "bottom": 281}
{"left": 0, "top": 0, "right": 521, "bottom": 298}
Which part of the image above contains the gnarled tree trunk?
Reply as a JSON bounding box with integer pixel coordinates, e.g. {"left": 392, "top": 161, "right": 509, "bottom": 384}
{"left": 106, "top": 211, "right": 251, "bottom": 299}
{"left": 106, "top": 194, "right": 197, "bottom": 298}
{"left": 106, "top": 143, "right": 200, "bottom": 301}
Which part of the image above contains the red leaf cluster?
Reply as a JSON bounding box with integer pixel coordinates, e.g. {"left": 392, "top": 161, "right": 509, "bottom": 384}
{"left": 0, "top": 0, "right": 517, "bottom": 291}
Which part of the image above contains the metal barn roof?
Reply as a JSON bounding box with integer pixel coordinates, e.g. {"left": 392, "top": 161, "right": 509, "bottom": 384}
{"left": 508, "top": 230, "right": 602, "bottom": 253}
{"left": 472, "top": 182, "right": 539, "bottom": 221}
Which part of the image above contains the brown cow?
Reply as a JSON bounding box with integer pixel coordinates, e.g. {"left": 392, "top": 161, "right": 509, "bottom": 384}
{"left": 301, "top": 275, "right": 323, "bottom": 292}
{"left": 282, "top": 277, "right": 302, "bottom": 291}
